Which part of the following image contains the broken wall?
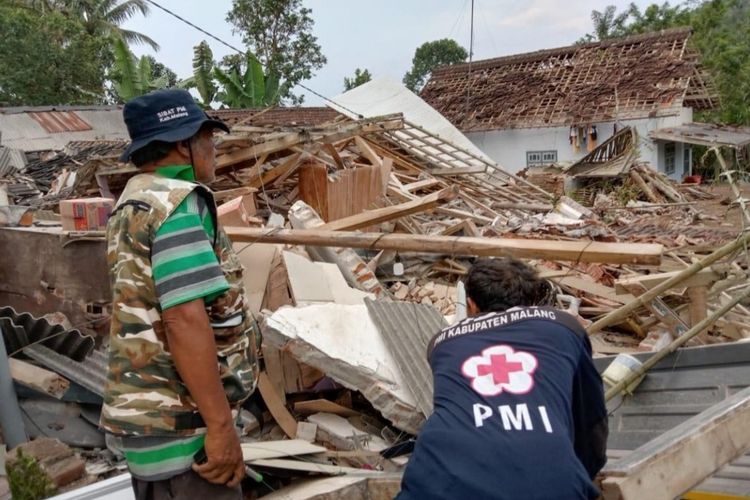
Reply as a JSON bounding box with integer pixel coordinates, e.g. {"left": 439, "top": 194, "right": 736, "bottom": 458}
{"left": 0, "top": 228, "right": 109, "bottom": 336}
{"left": 466, "top": 109, "right": 692, "bottom": 179}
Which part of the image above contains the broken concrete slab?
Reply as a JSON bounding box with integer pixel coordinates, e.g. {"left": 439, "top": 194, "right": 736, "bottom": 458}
{"left": 263, "top": 303, "right": 423, "bottom": 434}
{"left": 307, "top": 413, "right": 388, "bottom": 452}
{"left": 261, "top": 475, "right": 403, "bottom": 500}
{"left": 283, "top": 251, "right": 374, "bottom": 306}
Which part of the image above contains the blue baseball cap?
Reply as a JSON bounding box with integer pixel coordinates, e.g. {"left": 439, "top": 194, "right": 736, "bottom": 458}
{"left": 119, "top": 89, "right": 229, "bottom": 162}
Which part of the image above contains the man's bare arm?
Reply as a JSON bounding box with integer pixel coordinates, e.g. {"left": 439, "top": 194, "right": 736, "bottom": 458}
{"left": 162, "top": 299, "right": 244, "bottom": 487}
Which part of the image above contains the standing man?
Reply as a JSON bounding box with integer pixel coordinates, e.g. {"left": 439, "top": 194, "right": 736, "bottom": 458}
{"left": 101, "top": 89, "right": 258, "bottom": 500}
{"left": 398, "top": 258, "right": 608, "bottom": 500}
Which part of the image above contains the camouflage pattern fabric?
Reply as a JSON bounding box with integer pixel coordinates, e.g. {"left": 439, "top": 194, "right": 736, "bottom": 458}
{"left": 101, "top": 173, "right": 259, "bottom": 437}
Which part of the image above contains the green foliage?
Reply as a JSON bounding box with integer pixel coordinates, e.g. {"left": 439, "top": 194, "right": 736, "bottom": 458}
{"left": 226, "top": 0, "right": 327, "bottom": 104}
{"left": 6, "top": 450, "right": 58, "bottom": 500}
{"left": 343, "top": 68, "right": 372, "bottom": 91}
{"left": 59, "top": 0, "right": 159, "bottom": 50}
{"left": 580, "top": 1, "right": 750, "bottom": 125}
{"left": 403, "top": 39, "right": 468, "bottom": 93}
{"left": 110, "top": 37, "right": 169, "bottom": 102}
{"left": 191, "top": 41, "right": 218, "bottom": 107}
{"left": 214, "top": 52, "right": 281, "bottom": 108}
{"left": 0, "top": 4, "right": 109, "bottom": 105}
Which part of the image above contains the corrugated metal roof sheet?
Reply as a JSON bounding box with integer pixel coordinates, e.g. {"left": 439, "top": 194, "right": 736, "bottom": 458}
{"left": 0, "top": 108, "right": 127, "bottom": 151}
{"left": 0, "top": 306, "right": 94, "bottom": 361}
{"left": 365, "top": 299, "right": 447, "bottom": 417}
{"left": 23, "top": 344, "right": 107, "bottom": 397}
{"left": 596, "top": 342, "right": 750, "bottom": 497}
{"left": 0, "top": 146, "right": 27, "bottom": 176}
{"left": 650, "top": 122, "right": 750, "bottom": 149}
{"left": 28, "top": 111, "right": 92, "bottom": 133}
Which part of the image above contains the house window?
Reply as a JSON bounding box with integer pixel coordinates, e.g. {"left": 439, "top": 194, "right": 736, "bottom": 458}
{"left": 664, "top": 142, "right": 676, "bottom": 175}
{"left": 526, "top": 150, "right": 557, "bottom": 167}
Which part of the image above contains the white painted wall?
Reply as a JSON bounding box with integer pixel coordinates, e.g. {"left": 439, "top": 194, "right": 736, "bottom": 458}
{"left": 465, "top": 107, "right": 694, "bottom": 181}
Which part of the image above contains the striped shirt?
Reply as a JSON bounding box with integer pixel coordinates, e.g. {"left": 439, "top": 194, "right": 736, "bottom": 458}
{"left": 151, "top": 165, "right": 229, "bottom": 310}
{"left": 118, "top": 165, "right": 225, "bottom": 480}
{"left": 118, "top": 435, "right": 205, "bottom": 481}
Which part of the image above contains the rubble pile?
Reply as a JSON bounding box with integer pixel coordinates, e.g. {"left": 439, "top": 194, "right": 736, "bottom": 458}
{"left": 1, "top": 110, "right": 749, "bottom": 498}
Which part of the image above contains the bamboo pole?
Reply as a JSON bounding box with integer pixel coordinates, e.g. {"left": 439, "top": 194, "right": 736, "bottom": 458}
{"left": 605, "top": 285, "right": 750, "bottom": 402}
{"left": 587, "top": 230, "right": 750, "bottom": 334}
{"left": 712, "top": 147, "right": 750, "bottom": 225}
{"left": 225, "top": 227, "right": 663, "bottom": 265}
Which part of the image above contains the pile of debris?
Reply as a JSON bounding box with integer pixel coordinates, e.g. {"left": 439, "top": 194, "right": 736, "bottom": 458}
{"left": 2, "top": 106, "right": 750, "bottom": 498}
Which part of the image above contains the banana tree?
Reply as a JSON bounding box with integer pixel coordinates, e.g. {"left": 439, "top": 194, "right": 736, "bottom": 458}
{"left": 214, "top": 53, "right": 281, "bottom": 108}
{"left": 178, "top": 41, "right": 217, "bottom": 108}
{"left": 111, "top": 37, "right": 168, "bottom": 102}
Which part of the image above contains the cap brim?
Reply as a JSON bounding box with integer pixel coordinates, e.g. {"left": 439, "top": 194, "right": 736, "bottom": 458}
{"left": 119, "top": 116, "right": 230, "bottom": 162}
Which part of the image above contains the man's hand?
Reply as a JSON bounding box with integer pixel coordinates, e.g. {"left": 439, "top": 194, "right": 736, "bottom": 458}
{"left": 163, "top": 298, "right": 245, "bottom": 487}
{"left": 192, "top": 422, "right": 245, "bottom": 486}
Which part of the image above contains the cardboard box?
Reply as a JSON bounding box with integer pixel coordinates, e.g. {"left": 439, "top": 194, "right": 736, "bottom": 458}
{"left": 59, "top": 197, "right": 114, "bottom": 231}
{"left": 217, "top": 195, "right": 261, "bottom": 227}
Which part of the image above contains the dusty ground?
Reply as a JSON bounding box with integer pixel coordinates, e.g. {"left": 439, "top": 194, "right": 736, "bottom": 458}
{"left": 694, "top": 182, "right": 749, "bottom": 232}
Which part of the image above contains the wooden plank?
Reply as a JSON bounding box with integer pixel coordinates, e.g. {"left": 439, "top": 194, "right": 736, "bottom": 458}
{"left": 319, "top": 186, "right": 458, "bottom": 232}
{"left": 354, "top": 136, "right": 383, "bottom": 169}
{"left": 601, "top": 386, "right": 750, "bottom": 500}
{"left": 248, "top": 458, "right": 385, "bottom": 476}
{"left": 216, "top": 132, "right": 303, "bottom": 171}
{"left": 248, "top": 153, "right": 302, "bottom": 189}
{"left": 548, "top": 275, "right": 634, "bottom": 305}
{"left": 428, "top": 166, "right": 487, "bottom": 176}
{"left": 614, "top": 268, "right": 722, "bottom": 295}
{"left": 241, "top": 440, "right": 326, "bottom": 462}
{"left": 9, "top": 358, "right": 69, "bottom": 399}
{"left": 226, "top": 227, "right": 664, "bottom": 265}
{"left": 293, "top": 399, "right": 360, "bottom": 418}
{"left": 257, "top": 371, "right": 298, "bottom": 438}
{"left": 403, "top": 178, "right": 442, "bottom": 192}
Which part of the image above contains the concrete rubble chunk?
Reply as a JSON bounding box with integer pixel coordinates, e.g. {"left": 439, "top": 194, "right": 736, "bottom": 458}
{"left": 6, "top": 437, "right": 85, "bottom": 489}
{"left": 263, "top": 303, "right": 424, "bottom": 434}
{"left": 307, "top": 412, "right": 389, "bottom": 452}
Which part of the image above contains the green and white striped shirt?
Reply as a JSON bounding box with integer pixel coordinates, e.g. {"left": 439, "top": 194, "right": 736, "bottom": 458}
{"left": 119, "top": 164, "right": 227, "bottom": 480}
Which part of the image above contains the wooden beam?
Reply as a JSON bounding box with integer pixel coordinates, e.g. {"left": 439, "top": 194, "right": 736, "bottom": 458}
{"left": 248, "top": 153, "right": 302, "bottom": 189}
{"left": 257, "top": 371, "right": 297, "bottom": 439}
{"left": 9, "top": 358, "right": 69, "bottom": 399}
{"left": 601, "top": 386, "right": 750, "bottom": 500}
{"left": 226, "top": 227, "right": 663, "bottom": 265}
{"left": 614, "top": 268, "right": 723, "bottom": 295}
{"left": 588, "top": 232, "right": 750, "bottom": 334}
{"left": 319, "top": 186, "right": 458, "bottom": 232}
{"left": 429, "top": 166, "right": 487, "bottom": 176}
{"left": 354, "top": 136, "right": 383, "bottom": 169}
{"left": 403, "top": 178, "right": 442, "bottom": 192}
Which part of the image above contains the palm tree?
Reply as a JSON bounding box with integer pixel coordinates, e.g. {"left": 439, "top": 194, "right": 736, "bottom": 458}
{"left": 61, "top": 0, "right": 159, "bottom": 50}
{"left": 590, "top": 5, "right": 629, "bottom": 41}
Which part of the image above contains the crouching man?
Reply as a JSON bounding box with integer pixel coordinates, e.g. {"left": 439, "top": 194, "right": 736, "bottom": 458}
{"left": 398, "top": 258, "right": 608, "bottom": 500}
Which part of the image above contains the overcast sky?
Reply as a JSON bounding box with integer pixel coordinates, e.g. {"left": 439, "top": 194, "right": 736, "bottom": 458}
{"left": 123, "top": 0, "right": 655, "bottom": 106}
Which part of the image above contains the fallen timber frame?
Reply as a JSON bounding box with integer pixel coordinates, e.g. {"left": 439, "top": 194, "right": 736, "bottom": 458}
{"left": 225, "top": 227, "right": 663, "bottom": 265}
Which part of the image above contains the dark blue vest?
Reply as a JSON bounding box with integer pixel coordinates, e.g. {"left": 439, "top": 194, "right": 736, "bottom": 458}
{"left": 398, "top": 307, "right": 606, "bottom": 500}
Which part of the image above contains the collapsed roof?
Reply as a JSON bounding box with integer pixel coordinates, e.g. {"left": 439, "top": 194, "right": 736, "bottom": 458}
{"left": 421, "top": 28, "right": 717, "bottom": 132}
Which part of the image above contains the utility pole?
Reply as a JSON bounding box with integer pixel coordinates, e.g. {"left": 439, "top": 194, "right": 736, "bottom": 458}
{"left": 465, "top": 0, "right": 475, "bottom": 119}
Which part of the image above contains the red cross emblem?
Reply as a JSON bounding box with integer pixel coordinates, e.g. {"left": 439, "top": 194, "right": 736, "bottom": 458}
{"left": 462, "top": 345, "right": 538, "bottom": 396}
{"left": 476, "top": 354, "right": 525, "bottom": 385}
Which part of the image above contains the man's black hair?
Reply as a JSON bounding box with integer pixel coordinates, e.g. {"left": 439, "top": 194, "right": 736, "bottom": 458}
{"left": 464, "top": 257, "right": 555, "bottom": 313}
{"left": 129, "top": 140, "right": 175, "bottom": 167}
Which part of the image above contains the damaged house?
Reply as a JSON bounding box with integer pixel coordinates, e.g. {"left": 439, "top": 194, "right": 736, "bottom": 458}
{"left": 420, "top": 27, "right": 717, "bottom": 180}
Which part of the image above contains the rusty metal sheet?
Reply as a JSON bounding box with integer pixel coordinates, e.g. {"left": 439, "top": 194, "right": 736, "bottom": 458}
{"left": 28, "top": 111, "right": 92, "bottom": 134}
